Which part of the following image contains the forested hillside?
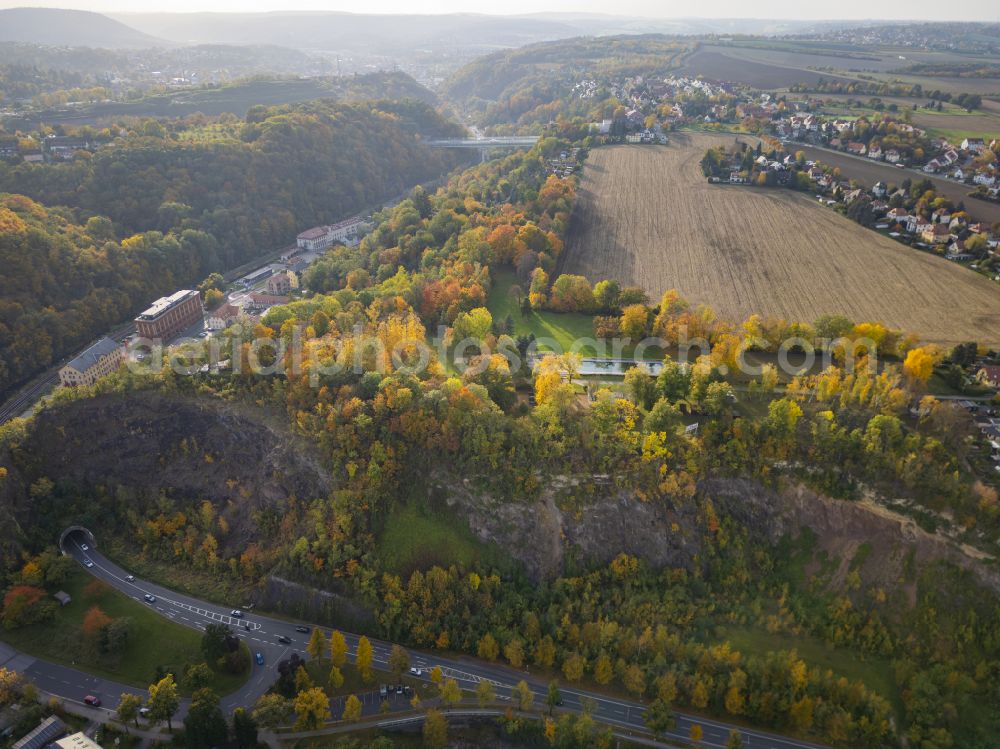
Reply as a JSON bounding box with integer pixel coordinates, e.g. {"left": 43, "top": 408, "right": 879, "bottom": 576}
{"left": 3, "top": 139, "right": 1000, "bottom": 747}
{"left": 2, "top": 70, "right": 439, "bottom": 123}
{"left": 441, "top": 35, "right": 689, "bottom": 128}
{"left": 0, "top": 99, "right": 467, "bottom": 398}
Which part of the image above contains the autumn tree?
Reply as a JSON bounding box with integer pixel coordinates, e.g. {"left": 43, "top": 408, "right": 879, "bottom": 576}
{"left": 477, "top": 633, "right": 499, "bottom": 661}
{"left": 356, "top": 636, "right": 374, "bottom": 683}
{"left": 546, "top": 680, "right": 562, "bottom": 716}
{"left": 423, "top": 709, "right": 448, "bottom": 749}
{"left": 252, "top": 694, "right": 291, "bottom": 729}
{"left": 147, "top": 674, "right": 180, "bottom": 730}
{"left": 438, "top": 678, "right": 462, "bottom": 709}
{"left": 116, "top": 693, "right": 142, "bottom": 731}
{"left": 329, "top": 630, "right": 347, "bottom": 668}
{"left": 389, "top": 644, "right": 410, "bottom": 677}
{"left": 475, "top": 680, "right": 494, "bottom": 708}
{"left": 293, "top": 687, "right": 330, "bottom": 730}
{"left": 690, "top": 723, "right": 704, "bottom": 745}
{"left": 341, "top": 694, "right": 362, "bottom": 722}
{"left": 307, "top": 628, "right": 326, "bottom": 661}
{"left": 512, "top": 680, "right": 534, "bottom": 712}
{"left": 643, "top": 698, "right": 676, "bottom": 738}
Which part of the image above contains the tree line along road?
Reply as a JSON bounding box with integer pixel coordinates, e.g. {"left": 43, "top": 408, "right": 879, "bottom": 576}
{"left": 41, "top": 528, "right": 835, "bottom": 749}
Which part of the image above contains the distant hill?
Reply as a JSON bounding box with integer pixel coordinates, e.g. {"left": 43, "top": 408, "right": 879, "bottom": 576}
{"left": 114, "top": 12, "right": 865, "bottom": 53}
{"left": 6, "top": 71, "right": 440, "bottom": 128}
{"left": 0, "top": 7, "right": 165, "bottom": 48}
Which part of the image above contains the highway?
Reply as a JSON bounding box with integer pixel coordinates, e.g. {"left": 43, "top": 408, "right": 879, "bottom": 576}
{"left": 52, "top": 529, "right": 832, "bottom": 749}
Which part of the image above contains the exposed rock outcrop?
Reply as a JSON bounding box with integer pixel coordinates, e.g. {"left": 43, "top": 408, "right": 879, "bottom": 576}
{"left": 0, "top": 391, "right": 332, "bottom": 555}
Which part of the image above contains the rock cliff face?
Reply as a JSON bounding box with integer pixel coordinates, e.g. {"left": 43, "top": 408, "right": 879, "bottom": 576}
{"left": 435, "top": 475, "right": 1000, "bottom": 599}
{"left": 0, "top": 391, "right": 332, "bottom": 556}
{"left": 2, "top": 391, "right": 996, "bottom": 604}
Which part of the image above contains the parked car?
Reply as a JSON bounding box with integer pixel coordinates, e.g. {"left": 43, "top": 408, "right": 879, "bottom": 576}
{"left": 83, "top": 559, "right": 93, "bottom": 568}
{"left": 395, "top": 684, "right": 403, "bottom": 695}
{"left": 83, "top": 695, "right": 101, "bottom": 707}
{"left": 255, "top": 652, "right": 264, "bottom": 666}
{"left": 139, "top": 707, "right": 150, "bottom": 717}
{"left": 143, "top": 593, "right": 156, "bottom": 603}
{"left": 230, "top": 610, "right": 243, "bottom": 618}
{"left": 277, "top": 635, "right": 291, "bottom": 644}
{"left": 379, "top": 684, "right": 388, "bottom": 698}
{"left": 295, "top": 625, "right": 310, "bottom": 633}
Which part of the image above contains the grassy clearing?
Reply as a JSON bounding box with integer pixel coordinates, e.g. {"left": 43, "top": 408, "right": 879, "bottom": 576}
{"left": 0, "top": 567, "right": 248, "bottom": 694}
{"left": 488, "top": 270, "right": 598, "bottom": 355}
{"left": 716, "top": 624, "right": 901, "bottom": 718}
{"left": 378, "top": 504, "right": 510, "bottom": 577}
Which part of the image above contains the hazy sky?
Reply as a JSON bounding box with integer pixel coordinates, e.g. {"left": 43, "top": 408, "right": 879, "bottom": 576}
{"left": 1, "top": 0, "right": 998, "bottom": 20}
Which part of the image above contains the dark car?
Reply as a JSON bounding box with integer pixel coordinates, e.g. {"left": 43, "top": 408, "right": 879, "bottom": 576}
{"left": 277, "top": 635, "right": 291, "bottom": 644}
{"left": 295, "top": 625, "right": 310, "bottom": 633}
{"left": 255, "top": 652, "right": 264, "bottom": 666}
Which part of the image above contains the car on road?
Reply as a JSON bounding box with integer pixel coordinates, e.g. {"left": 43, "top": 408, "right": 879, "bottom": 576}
{"left": 83, "top": 559, "right": 93, "bottom": 568}
{"left": 143, "top": 593, "right": 156, "bottom": 603}
{"left": 80, "top": 544, "right": 89, "bottom": 551}
{"left": 255, "top": 652, "right": 264, "bottom": 665}
{"left": 230, "top": 609, "right": 244, "bottom": 618}
{"left": 83, "top": 695, "right": 101, "bottom": 707}
{"left": 277, "top": 635, "right": 291, "bottom": 644}
{"left": 409, "top": 667, "right": 422, "bottom": 676}
{"left": 295, "top": 625, "right": 310, "bottom": 633}
{"left": 126, "top": 574, "right": 134, "bottom": 582}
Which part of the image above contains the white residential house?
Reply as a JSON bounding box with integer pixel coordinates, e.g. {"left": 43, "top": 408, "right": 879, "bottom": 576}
{"left": 206, "top": 303, "right": 241, "bottom": 330}
{"left": 961, "top": 138, "right": 985, "bottom": 153}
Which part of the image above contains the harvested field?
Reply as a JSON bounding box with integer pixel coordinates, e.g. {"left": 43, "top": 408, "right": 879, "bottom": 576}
{"left": 562, "top": 133, "right": 1000, "bottom": 347}
{"left": 677, "top": 48, "right": 855, "bottom": 88}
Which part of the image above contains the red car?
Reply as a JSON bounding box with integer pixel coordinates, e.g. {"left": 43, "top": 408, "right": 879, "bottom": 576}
{"left": 84, "top": 695, "right": 101, "bottom": 707}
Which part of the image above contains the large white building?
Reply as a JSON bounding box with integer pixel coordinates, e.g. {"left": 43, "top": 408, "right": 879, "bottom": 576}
{"left": 55, "top": 734, "right": 104, "bottom": 749}
{"left": 296, "top": 217, "right": 368, "bottom": 250}
{"left": 59, "top": 337, "right": 124, "bottom": 387}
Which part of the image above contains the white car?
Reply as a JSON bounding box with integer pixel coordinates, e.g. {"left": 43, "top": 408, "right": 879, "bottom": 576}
{"left": 230, "top": 610, "right": 244, "bottom": 618}
{"left": 409, "top": 667, "right": 423, "bottom": 676}
{"left": 84, "top": 559, "right": 94, "bottom": 568}
{"left": 126, "top": 575, "right": 135, "bottom": 582}
{"left": 80, "top": 544, "right": 89, "bottom": 551}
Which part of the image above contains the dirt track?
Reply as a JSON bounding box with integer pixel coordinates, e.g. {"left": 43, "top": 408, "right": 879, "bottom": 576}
{"left": 562, "top": 133, "right": 1000, "bottom": 346}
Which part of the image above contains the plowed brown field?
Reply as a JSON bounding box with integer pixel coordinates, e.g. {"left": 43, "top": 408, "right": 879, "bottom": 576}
{"left": 562, "top": 133, "right": 1000, "bottom": 346}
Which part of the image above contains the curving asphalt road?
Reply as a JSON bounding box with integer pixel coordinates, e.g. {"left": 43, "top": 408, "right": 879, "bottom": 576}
{"left": 56, "top": 530, "right": 833, "bottom": 749}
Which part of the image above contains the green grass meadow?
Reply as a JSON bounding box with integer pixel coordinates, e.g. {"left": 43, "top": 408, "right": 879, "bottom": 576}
{"left": 0, "top": 567, "right": 248, "bottom": 694}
